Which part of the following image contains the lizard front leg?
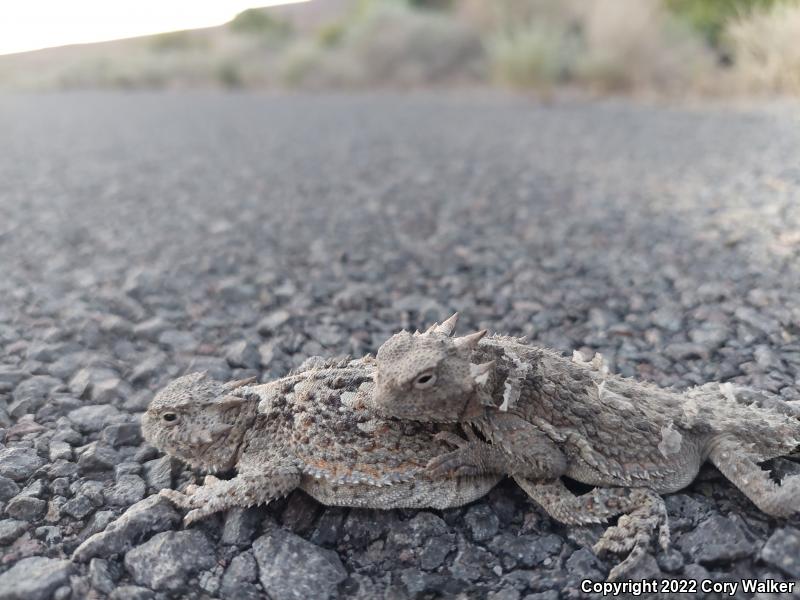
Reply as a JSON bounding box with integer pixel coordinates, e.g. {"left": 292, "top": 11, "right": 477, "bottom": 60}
{"left": 427, "top": 425, "right": 566, "bottom": 480}
{"left": 428, "top": 416, "right": 567, "bottom": 480}
{"left": 427, "top": 431, "right": 517, "bottom": 477}
{"left": 160, "top": 470, "right": 300, "bottom": 526}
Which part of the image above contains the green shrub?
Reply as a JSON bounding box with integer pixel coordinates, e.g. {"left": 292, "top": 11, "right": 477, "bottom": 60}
{"left": 279, "top": 40, "right": 325, "bottom": 86}
{"left": 487, "top": 24, "right": 579, "bottom": 88}
{"left": 342, "top": 2, "right": 485, "bottom": 86}
{"left": 406, "top": 0, "right": 453, "bottom": 9}
{"left": 665, "top": 0, "right": 785, "bottom": 44}
{"left": 485, "top": 0, "right": 714, "bottom": 92}
{"left": 217, "top": 62, "right": 243, "bottom": 88}
{"left": 149, "top": 31, "right": 207, "bottom": 52}
{"left": 230, "top": 8, "right": 292, "bottom": 37}
{"left": 317, "top": 22, "right": 347, "bottom": 47}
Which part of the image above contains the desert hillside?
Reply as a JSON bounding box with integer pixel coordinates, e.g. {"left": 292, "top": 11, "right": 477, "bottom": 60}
{"left": 1, "top": 0, "right": 799, "bottom": 96}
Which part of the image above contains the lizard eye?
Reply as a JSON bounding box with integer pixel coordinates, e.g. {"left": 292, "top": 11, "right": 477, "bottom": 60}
{"left": 413, "top": 371, "right": 437, "bottom": 390}
{"left": 162, "top": 412, "right": 179, "bottom": 424}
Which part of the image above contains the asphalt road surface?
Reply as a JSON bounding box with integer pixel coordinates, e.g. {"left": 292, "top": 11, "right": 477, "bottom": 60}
{"left": 1, "top": 92, "right": 800, "bottom": 598}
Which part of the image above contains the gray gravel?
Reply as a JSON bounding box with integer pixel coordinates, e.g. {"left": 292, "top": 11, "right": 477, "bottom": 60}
{"left": 1, "top": 91, "right": 800, "bottom": 598}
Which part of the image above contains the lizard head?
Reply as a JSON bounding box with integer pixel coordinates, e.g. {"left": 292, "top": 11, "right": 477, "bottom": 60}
{"left": 142, "top": 372, "right": 257, "bottom": 472}
{"left": 373, "top": 313, "right": 495, "bottom": 422}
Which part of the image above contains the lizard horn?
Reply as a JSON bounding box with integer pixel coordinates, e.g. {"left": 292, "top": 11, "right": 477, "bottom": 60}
{"left": 424, "top": 322, "right": 439, "bottom": 334}
{"left": 434, "top": 313, "right": 459, "bottom": 336}
{"left": 223, "top": 376, "right": 257, "bottom": 392}
{"left": 209, "top": 423, "right": 234, "bottom": 437}
{"left": 218, "top": 395, "right": 247, "bottom": 409}
{"left": 454, "top": 329, "right": 487, "bottom": 351}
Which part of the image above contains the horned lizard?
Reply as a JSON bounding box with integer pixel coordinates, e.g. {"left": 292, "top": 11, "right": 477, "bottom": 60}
{"left": 370, "top": 314, "right": 800, "bottom": 579}
{"left": 141, "top": 356, "right": 502, "bottom": 526}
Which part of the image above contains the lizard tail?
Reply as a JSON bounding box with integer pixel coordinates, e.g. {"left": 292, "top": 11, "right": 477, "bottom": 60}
{"left": 688, "top": 382, "right": 800, "bottom": 458}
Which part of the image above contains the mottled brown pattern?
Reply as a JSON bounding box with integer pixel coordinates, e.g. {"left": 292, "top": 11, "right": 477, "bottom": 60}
{"left": 371, "top": 316, "right": 800, "bottom": 579}
{"left": 142, "top": 358, "right": 501, "bottom": 527}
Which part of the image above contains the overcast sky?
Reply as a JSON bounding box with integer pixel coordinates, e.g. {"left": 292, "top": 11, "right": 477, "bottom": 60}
{"left": 0, "top": 0, "right": 307, "bottom": 55}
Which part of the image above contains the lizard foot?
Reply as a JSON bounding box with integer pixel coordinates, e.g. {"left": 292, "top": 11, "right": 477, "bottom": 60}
{"left": 184, "top": 506, "right": 218, "bottom": 526}
{"left": 433, "top": 431, "right": 471, "bottom": 448}
{"left": 516, "top": 479, "right": 637, "bottom": 526}
{"left": 159, "top": 472, "right": 300, "bottom": 526}
{"left": 593, "top": 489, "right": 669, "bottom": 581}
{"left": 159, "top": 481, "right": 226, "bottom": 526}
{"left": 158, "top": 488, "right": 193, "bottom": 509}
{"left": 426, "top": 432, "right": 485, "bottom": 477}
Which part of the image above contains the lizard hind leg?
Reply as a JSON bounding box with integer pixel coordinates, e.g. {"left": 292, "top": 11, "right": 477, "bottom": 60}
{"left": 516, "top": 479, "right": 669, "bottom": 581}
{"left": 709, "top": 439, "right": 800, "bottom": 518}
{"left": 515, "top": 478, "right": 638, "bottom": 525}
{"left": 592, "top": 488, "right": 669, "bottom": 581}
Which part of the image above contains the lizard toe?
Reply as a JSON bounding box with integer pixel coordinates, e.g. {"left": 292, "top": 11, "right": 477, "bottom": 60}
{"left": 433, "top": 432, "right": 469, "bottom": 449}
{"left": 426, "top": 459, "right": 458, "bottom": 478}
{"left": 606, "top": 542, "right": 648, "bottom": 582}
{"left": 184, "top": 508, "right": 213, "bottom": 526}
{"left": 658, "top": 521, "right": 670, "bottom": 550}
{"left": 594, "top": 490, "right": 667, "bottom": 579}
{"left": 593, "top": 532, "right": 634, "bottom": 556}
{"left": 426, "top": 447, "right": 481, "bottom": 477}
{"left": 159, "top": 488, "right": 191, "bottom": 508}
{"left": 454, "top": 464, "right": 482, "bottom": 478}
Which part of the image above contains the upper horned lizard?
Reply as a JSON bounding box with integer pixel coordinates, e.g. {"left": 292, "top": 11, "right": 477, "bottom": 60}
{"left": 370, "top": 314, "right": 800, "bottom": 579}
{"left": 141, "top": 356, "right": 501, "bottom": 525}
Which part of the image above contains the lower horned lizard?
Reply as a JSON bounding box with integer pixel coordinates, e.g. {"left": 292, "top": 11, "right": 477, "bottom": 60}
{"left": 370, "top": 314, "right": 800, "bottom": 579}
{"left": 141, "top": 356, "right": 501, "bottom": 526}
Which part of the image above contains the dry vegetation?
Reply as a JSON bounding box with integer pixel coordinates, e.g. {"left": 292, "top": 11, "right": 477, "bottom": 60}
{"left": 725, "top": 3, "right": 800, "bottom": 95}
{"left": 0, "top": 0, "right": 799, "bottom": 97}
{"left": 474, "top": 0, "right": 714, "bottom": 93}
{"left": 279, "top": 2, "right": 485, "bottom": 88}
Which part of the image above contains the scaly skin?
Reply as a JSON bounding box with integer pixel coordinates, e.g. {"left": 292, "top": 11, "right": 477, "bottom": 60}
{"left": 142, "top": 357, "right": 501, "bottom": 526}
{"left": 370, "top": 314, "right": 800, "bottom": 579}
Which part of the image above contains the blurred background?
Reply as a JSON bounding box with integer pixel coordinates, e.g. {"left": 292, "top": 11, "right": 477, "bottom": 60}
{"left": 1, "top": 0, "right": 799, "bottom": 97}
